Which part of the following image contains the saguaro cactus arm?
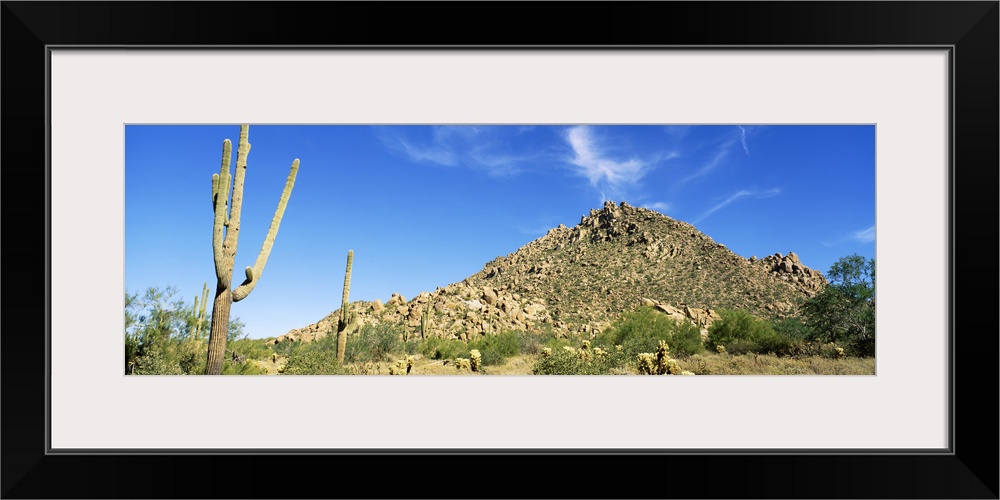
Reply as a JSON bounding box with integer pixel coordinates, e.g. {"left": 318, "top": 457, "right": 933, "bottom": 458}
{"left": 223, "top": 126, "right": 251, "bottom": 255}
{"left": 212, "top": 139, "right": 233, "bottom": 282}
{"left": 231, "top": 158, "right": 300, "bottom": 302}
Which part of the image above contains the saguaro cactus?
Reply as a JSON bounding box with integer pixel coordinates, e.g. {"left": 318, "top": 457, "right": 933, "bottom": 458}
{"left": 204, "top": 125, "right": 299, "bottom": 375}
{"left": 192, "top": 282, "right": 209, "bottom": 344}
{"left": 336, "top": 250, "right": 355, "bottom": 364}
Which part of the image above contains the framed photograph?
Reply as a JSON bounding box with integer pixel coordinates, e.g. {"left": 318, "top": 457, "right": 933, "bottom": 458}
{"left": 3, "top": 2, "right": 996, "bottom": 498}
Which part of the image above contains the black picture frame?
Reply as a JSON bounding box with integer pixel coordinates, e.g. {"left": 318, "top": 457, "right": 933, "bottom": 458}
{"left": 3, "top": 2, "right": 997, "bottom": 498}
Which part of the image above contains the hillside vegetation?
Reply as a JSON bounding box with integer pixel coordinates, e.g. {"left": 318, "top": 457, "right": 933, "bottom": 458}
{"left": 126, "top": 201, "right": 875, "bottom": 376}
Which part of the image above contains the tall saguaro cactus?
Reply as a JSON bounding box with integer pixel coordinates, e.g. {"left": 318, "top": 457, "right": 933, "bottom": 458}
{"left": 205, "top": 125, "right": 299, "bottom": 375}
{"left": 336, "top": 250, "right": 355, "bottom": 364}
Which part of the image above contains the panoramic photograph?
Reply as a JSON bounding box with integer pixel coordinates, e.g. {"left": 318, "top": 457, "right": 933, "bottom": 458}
{"left": 125, "top": 124, "right": 875, "bottom": 375}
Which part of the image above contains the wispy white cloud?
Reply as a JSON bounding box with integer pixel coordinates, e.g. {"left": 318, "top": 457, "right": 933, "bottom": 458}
{"left": 566, "top": 126, "right": 646, "bottom": 188}
{"left": 378, "top": 126, "right": 546, "bottom": 177}
{"left": 642, "top": 201, "right": 672, "bottom": 213}
{"left": 851, "top": 225, "right": 876, "bottom": 243}
{"left": 692, "top": 188, "right": 781, "bottom": 224}
{"left": 674, "top": 145, "right": 731, "bottom": 187}
{"left": 821, "top": 225, "right": 876, "bottom": 247}
{"left": 394, "top": 138, "right": 458, "bottom": 166}
{"left": 662, "top": 125, "right": 690, "bottom": 140}
{"left": 671, "top": 127, "right": 749, "bottom": 190}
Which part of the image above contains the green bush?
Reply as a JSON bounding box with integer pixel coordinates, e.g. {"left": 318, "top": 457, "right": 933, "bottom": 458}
{"left": 531, "top": 345, "right": 629, "bottom": 375}
{"left": 278, "top": 333, "right": 344, "bottom": 374}
{"left": 133, "top": 348, "right": 184, "bottom": 375}
{"left": 269, "top": 337, "right": 302, "bottom": 357}
{"left": 469, "top": 331, "right": 521, "bottom": 366}
{"left": 404, "top": 339, "right": 421, "bottom": 355}
{"left": 419, "top": 336, "right": 471, "bottom": 361}
{"left": 227, "top": 337, "right": 273, "bottom": 361}
{"left": 280, "top": 347, "right": 347, "bottom": 375}
{"left": 594, "top": 306, "right": 705, "bottom": 359}
{"left": 222, "top": 359, "right": 267, "bottom": 375}
{"left": 706, "top": 309, "right": 797, "bottom": 356}
{"left": 516, "top": 330, "right": 545, "bottom": 355}
{"left": 774, "top": 317, "right": 815, "bottom": 342}
{"left": 345, "top": 322, "right": 405, "bottom": 363}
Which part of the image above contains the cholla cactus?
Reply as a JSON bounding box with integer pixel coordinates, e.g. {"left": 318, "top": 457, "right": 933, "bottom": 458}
{"left": 455, "top": 358, "right": 471, "bottom": 371}
{"left": 581, "top": 340, "right": 591, "bottom": 350}
{"left": 563, "top": 346, "right": 577, "bottom": 355}
{"left": 389, "top": 357, "right": 413, "bottom": 375}
{"left": 636, "top": 353, "right": 658, "bottom": 375}
{"left": 593, "top": 347, "right": 607, "bottom": 359}
{"left": 637, "top": 340, "right": 683, "bottom": 375}
{"left": 835, "top": 347, "right": 845, "bottom": 358}
{"left": 716, "top": 344, "right": 726, "bottom": 354}
{"left": 469, "top": 350, "right": 482, "bottom": 372}
{"left": 541, "top": 347, "right": 553, "bottom": 358}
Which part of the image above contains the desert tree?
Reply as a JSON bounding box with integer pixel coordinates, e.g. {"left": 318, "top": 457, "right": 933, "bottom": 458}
{"left": 802, "top": 254, "right": 876, "bottom": 356}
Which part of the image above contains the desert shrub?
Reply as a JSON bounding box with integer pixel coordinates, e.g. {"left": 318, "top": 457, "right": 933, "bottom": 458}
{"left": 269, "top": 337, "right": 302, "bottom": 357}
{"left": 227, "top": 337, "right": 273, "bottom": 361}
{"left": 531, "top": 344, "right": 629, "bottom": 375}
{"left": 706, "top": 309, "right": 774, "bottom": 346}
{"left": 345, "top": 322, "right": 405, "bottom": 363}
{"left": 278, "top": 333, "right": 342, "bottom": 374}
{"left": 469, "top": 331, "right": 521, "bottom": 366}
{"left": 819, "top": 342, "right": 846, "bottom": 359}
{"left": 516, "top": 330, "right": 544, "bottom": 355}
{"left": 132, "top": 348, "right": 184, "bottom": 375}
{"left": 594, "top": 306, "right": 705, "bottom": 358}
{"left": 280, "top": 348, "right": 347, "bottom": 375}
{"left": 404, "top": 339, "right": 421, "bottom": 355}
{"left": 222, "top": 359, "right": 267, "bottom": 375}
{"left": 774, "top": 317, "right": 815, "bottom": 342}
{"left": 419, "top": 336, "right": 471, "bottom": 361}
{"left": 751, "top": 333, "right": 797, "bottom": 357}
{"left": 541, "top": 334, "right": 574, "bottom": 351}
{"left": 706, "top": 309, "right": 799, "bottom": 356}
{"left": 174, "top": 341, "right": 208, "bottom": 374}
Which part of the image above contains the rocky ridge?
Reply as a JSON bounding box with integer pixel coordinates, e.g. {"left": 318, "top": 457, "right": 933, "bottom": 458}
{"left": 272, "top": 201, "right": 827, "bottom": 344}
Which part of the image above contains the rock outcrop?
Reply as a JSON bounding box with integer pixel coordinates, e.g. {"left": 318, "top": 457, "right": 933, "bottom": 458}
{"left": 273, "top": 201, "right": 827, "bottom": 344}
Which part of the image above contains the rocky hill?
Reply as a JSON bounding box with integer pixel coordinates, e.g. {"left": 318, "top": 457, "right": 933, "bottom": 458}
{"left": 272, "top": 201, "right": 827, "bottom": 344}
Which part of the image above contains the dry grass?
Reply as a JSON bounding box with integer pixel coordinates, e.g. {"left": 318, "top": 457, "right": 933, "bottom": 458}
{"left": 269, "top": 350, "right": 874, "bottom": 376}
{"left": 677, "top": 352, "right": 875, "bottom": 375}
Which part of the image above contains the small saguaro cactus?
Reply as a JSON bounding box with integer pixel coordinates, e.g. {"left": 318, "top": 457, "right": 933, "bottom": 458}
{"left": 420, "top": 301, "right": 431, "bottom": 341}
{"left": 205, "top": 125, "right": 299, "bottom": 375}
{"left": 336, "top": 250, "right": 356, "bottom": 364}
{"left": 191, "top": 281, "right": 209, "bottom": 345}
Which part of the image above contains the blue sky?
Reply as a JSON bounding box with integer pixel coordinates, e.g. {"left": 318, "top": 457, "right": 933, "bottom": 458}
{"left": 125, "top": 124, "right": 875, "bottom": 339}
